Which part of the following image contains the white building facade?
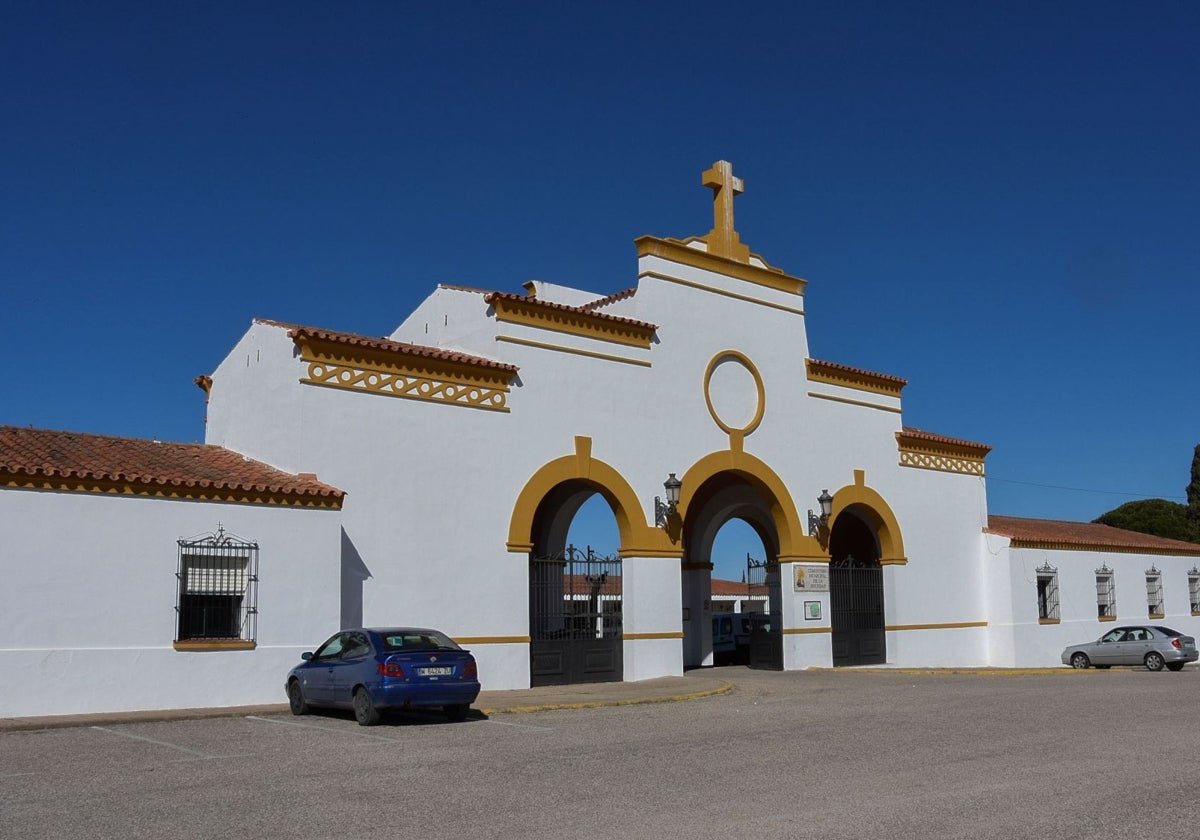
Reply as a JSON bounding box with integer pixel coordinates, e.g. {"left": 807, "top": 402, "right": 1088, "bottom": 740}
{"left": 3, "top": 161, "right": 1198, "bottom": 717}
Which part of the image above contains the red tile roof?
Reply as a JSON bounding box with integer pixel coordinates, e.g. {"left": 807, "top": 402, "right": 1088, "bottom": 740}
{"left": 483, "top": 291, "right": 657, "bottom": 331}
{"left": 711, "top": 577, "right": 769, "bottom": 597}
{"left": 583, "top": 287, "right": 638, "bottom": 311}
{"left": 899, "top": 427, "right": 992, "bottom": 454}
{"left": 986, "top": 515, "right": 1200, "bottom": 556}
{"left": 276, "top": 322, "right": 520, "bottom": 375}
{"left": 0, "top": 426, "right": 344, "bottom": 508}
{"left": 807, "top": 358, "right": 908, "bottom": 387}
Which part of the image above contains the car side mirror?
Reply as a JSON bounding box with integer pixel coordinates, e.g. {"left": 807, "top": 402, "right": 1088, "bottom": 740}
{"left": 301, "top": 652, "right": 313, "bottom": 661}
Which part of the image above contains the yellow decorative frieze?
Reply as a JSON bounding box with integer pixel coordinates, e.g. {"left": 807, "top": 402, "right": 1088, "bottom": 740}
{"left": 896, "top": 429, "right": 991, "bottom": 477}
{"left": 806, "top": 358, "right": 907, "bottom": 397}
{"left": 291, "top": 328, "right": 517, "bottom": 413}
{"left": 486, "top": 292, "right": 656, "bottom": 349}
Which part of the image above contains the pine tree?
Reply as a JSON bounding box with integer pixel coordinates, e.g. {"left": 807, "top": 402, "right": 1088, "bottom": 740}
{"left": 1188, "top": 443, "right": 1200, "bottom": 529}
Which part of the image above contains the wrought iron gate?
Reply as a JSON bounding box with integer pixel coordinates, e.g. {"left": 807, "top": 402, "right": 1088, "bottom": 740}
{"left": 830, "top": 558, "right": 885, "bottom": 666}
{"left": 529, "top": 546, "right": 623, "bottom": 686}
{"left": 746, "top": 555, "right": 782, "bottom": 670}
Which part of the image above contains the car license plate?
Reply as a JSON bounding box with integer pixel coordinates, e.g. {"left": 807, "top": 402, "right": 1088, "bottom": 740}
{"left": 1185, "top": 642, "right": 1195, "bottom": 649}
{"left": 421, "top": 666, "right": 452, "bottom": 676}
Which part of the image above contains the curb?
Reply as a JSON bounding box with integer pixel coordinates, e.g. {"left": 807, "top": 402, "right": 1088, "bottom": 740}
{"left": 478, "top": 680, "right": 734, "bottom": 715}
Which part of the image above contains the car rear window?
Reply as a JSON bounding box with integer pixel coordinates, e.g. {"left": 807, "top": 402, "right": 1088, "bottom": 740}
{"left": 379, "top": 631, "right": 461, "bottom": 652}
{"left": 1152, "top": 626, "right": 1181, "bottom": 637}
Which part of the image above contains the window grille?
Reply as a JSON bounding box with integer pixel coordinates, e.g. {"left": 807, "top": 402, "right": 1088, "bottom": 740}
{"left": 1036, "top": 563, "right": 1059, "bottom": 621}
{"left": 176, "top": 526, "right": 259, "bottom": 642}
{"left": 1145, "top": 566, "right": 1164, "bottom": 617}
{"left": 1095, "top": 565, "right": 1116, "bottom": 619}
{"left": 1189, "top": 568, "right": 1200, "bottom": 615}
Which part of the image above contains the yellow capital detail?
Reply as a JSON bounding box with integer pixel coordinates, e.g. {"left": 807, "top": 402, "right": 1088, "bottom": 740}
{"left": 701, "top": 160, "right": 750, "bottom": 262}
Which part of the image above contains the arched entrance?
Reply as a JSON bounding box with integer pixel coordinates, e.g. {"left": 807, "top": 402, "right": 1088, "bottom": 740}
{"left": 681, "top": 474, "right": 783, "bottom": 670}
{"left": 829, "top": 507, "right": 885, "bottom": 666}
{"left": 527, "top": 480, "right": 624, "bottom": 686}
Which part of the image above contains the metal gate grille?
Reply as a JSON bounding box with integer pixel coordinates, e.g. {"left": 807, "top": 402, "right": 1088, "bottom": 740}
{"left": 746, "top": 555, "right": 782, "bottom": 670}
{"left": 830, "top": 559, "right": 885, "bottom": 666}
{"left": 530, "top": 546, "right": 622, "bottom": 686}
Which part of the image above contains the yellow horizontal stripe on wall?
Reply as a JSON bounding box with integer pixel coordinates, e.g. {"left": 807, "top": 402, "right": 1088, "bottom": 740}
{"left": 885, "top": 621, "right": 988, "bottom": 632}
{"left": 624, "top": 632, "right": 685, "bottom": 641}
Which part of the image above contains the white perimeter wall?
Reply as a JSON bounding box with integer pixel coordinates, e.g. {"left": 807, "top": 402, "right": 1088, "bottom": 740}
{"left": 0, "top": 488, "right": 340, "bottom": 718}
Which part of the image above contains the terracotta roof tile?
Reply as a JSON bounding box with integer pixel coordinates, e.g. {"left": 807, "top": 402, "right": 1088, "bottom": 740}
{"left": 257, "top": 320, "right": 519, "bottom": 374}
{"left": 807, "top": 358, "right": 908, "bottom": 386}
{"left": 483, "top": 291, "right": 657, "bottom": 331}
{"left": 711, "top": 577, "right": 769, "bottom": 597}
{"left": 0, "top": 426, "right": 344, "bottom": 505}
{"left": 986, "top": 515, "right": 1200, "bottom": 556}
{"left": 900, "top": 427, "right": 992, "bottom": 453}
{"left": 582, "top": 287, "right": 637, "bottom": 311}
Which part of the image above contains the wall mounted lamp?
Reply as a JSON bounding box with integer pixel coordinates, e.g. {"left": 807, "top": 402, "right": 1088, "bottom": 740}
{"left": 807, "top": 489, "right": 834, "bottom": 537}
{"left": 654, "top": 473, "right": 682, "bottom": 529}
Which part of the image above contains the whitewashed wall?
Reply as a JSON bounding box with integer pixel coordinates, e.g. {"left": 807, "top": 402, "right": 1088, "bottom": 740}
{"left": 0, "top": 489, "right": 341, "bottom": 717}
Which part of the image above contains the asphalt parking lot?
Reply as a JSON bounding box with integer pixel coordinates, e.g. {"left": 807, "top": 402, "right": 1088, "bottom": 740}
{"left": 3, "top": 667, "right": 1198, "bottom": 840}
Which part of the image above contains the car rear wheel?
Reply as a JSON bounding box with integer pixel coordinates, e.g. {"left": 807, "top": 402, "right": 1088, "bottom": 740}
{"left": 1166, "top": 662, "right": 1185, "bottom": 672}
{"left": 353, "top": 687, "right": 381, "bottom": 726}
{"left": 444, "top": 703, "right": 470, "bottom": 722}
{"left": 287, "top": 680, "right": 309, "bottom": 715}
{"left": 1070, "top": 652, "right": 1090, "bottom": 669}
{"left": 1144, "top": 652, "right": 1165, "bottom": 672}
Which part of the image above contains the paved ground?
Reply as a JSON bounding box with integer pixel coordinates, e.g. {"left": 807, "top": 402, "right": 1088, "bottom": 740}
{"left": 3, "top": 666, "right": 1198, "bottom": 839}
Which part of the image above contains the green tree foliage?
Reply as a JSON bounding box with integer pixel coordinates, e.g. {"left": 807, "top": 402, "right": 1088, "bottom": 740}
{"left": 1188, "top": 443, "right": 1200, "bottom": 527}
{"left": 1093, "top": 498, "right": 1200, "bottom": 543}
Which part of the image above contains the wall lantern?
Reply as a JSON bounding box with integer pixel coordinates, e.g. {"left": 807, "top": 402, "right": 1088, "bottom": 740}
{"left": 655, "top": 473, "right": 682, "bottom": 529}
{"left": 807, "top": 489, "right": 834, "bottom": 537}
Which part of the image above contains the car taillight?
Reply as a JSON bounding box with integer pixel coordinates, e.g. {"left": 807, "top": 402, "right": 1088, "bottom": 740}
{"left": 1172, "top": 638, "right": 1182, "bottom": 649}
{"left": 463, "top": 660, "right": 477, "bottom": 678}
{"left": 378, "top": 662, "right": 406, "bottom": 678}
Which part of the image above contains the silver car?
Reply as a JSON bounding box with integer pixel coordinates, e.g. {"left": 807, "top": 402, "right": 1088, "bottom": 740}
{"left": 1061, "top": 625, "right": 1199, "bottom": 671}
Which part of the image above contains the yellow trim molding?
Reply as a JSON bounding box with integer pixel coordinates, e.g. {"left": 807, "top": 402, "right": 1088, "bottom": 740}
{"left": 453, "top": 635, "right": 531, "bottom": 645}
{"left": 783, "top": 626, "right": 832, "bottom": 635}
{"left": 1006, "top": 539, "right": 1200, "bottom": 557}
{"left": 294, "top": 332, "right": 515, "bottom": 413}
{"left": 506, "top": 436, "right": 678, "bottom": 557}
{"left": 624, "top": 632, "right": 685, "bottom": 641}
{"left": 496, "top": 334, "right": 652, "bottom": 367}
{"left": 1038, "top": 618, "right": 1062, "bottom": 625}
{"left": 679, "top": 449, "right": 825, "bottom": 563}
{"left": 885, "top": 621, "right": 988, "bottom": 632}
{"left": 1148, "top": 613, "right": 1165, "bottom": 620}
{"left": 635, "top": 235, "right": 806, "bottom": 296}
{"left": 2, "top": 475, "right": 344, "bottom": 509}
{"left": 173, "top": 640, "right": 256, "bottom": 651}
{"left": 830, "top": 470, "right": 907, "bottom": 565}
{"left": 639, "top": 270, "right": 806, "bottom": 316}
{"left": 489, "top": 294, "right": 656, "bottom": 349}
{"left": 1099, "top": 615, "right": 1117, "bottom": 622}
{"left": 806, "top": 359, "right": 906, "bottom": 397}
{"left": 896, "top": 430, "right": 990, "bottom": 477}
{"left": 807, "top": 392, "right": 903, "bottom": 414}
{"left": 703, "top": 350, "right": 766, "bottom": 440}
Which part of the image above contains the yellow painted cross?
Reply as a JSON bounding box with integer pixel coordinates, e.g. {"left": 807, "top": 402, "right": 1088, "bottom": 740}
{"left": 701, "top": 160, "right": 750, "bottom": 262}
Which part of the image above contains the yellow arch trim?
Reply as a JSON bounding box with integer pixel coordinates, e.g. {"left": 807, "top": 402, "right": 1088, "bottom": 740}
{"left": 679, "top": 449, "right": 825, "bottom": 562}
{"left": 506, "top": 436, "right": 677, "bottom": 557}
{"left": 830, "top": 470, "right": 907, "bottom": 564}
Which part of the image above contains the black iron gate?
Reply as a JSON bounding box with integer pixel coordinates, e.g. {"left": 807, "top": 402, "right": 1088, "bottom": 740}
{"left": 746, "top": 555, "right": 782, "bottom": 670}
{"left": 530, "top": 546, "right": 623, "bottom": 686}
{"left": 830, "top": 557, "right": 885, "bottom": 666}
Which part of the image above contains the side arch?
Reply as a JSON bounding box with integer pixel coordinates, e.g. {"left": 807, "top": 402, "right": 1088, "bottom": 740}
{"left": 829, "top": 471, "right": 907, "bottom": 565}
{"left": 506, "top": 436, "right": 677, "bottom": 557}
{"left": 679, "top": 449, "right": 824, "bottom": 562}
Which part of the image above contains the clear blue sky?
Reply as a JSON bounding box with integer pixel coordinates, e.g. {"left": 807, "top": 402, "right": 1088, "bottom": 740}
{"left": 4, "top": 2, "right": 1198, "bottom": 582}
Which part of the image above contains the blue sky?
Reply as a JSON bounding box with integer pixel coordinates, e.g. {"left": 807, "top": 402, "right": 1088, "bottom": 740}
{"left": 3, "top": 2, "right": 1198, "bottom": 581}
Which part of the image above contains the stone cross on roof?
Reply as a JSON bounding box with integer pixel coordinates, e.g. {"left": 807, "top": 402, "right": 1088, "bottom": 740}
{"left": 701, "top": 160, "right": 751, "bottom": 263}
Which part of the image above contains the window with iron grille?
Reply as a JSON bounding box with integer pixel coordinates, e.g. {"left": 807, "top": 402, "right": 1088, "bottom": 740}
{"left": 1036, "top": 563, "right": 1059, "bottom": 622}
{"left": 1145, "top": 566, "right": 1164, "bottom": 618}
{"left": 1095, "top": 565, "right": 1116, "bottom": 620}
{"left": 1189, "top": 569, "right": 1200, "bottom": 615}
{"left": 176, "top": 526, "right": 259, "bottom": 643}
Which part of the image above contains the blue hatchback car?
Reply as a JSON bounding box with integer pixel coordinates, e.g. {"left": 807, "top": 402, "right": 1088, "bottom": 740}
{"left": 286, "top": 627, "right": 481, "bottom": 725}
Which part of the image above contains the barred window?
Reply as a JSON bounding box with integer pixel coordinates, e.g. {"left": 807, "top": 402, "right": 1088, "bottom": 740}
{"left": 1189, "top": 569, "right": 1200, "bottom": 615}
{"left": 1036, "top": 563, "right": 1059, "bottom": 622}
{"left": 176, "top": 526, "right": 259, "bottom": 644}
{"left": 1095, "top": 565, "right": 1116, "bottom": 620}
{"left": 1145, "top": 566, "right": 1164, "bottom": 618}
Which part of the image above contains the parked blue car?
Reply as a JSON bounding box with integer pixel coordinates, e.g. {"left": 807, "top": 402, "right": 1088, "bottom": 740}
{"left": 286, "top": 627, "right": 481, "bottom": 725}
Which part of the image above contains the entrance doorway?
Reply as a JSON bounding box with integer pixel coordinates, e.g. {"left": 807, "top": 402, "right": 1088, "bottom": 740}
{"left": 829, "top": 510, "right": 885, "bottom": 666}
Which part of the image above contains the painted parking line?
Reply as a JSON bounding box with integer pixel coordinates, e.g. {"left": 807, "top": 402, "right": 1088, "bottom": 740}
{"left": 91, "top": 726, "right": 222, "bottom": 758}
{"left": 244, "top": 715, "right": 400, "bottom": 743}
{"left": 1, "top": 772, "right": 36, "bottom": 779}
{"left": 481, "top": 719, "right": 555, "bottom": 732}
